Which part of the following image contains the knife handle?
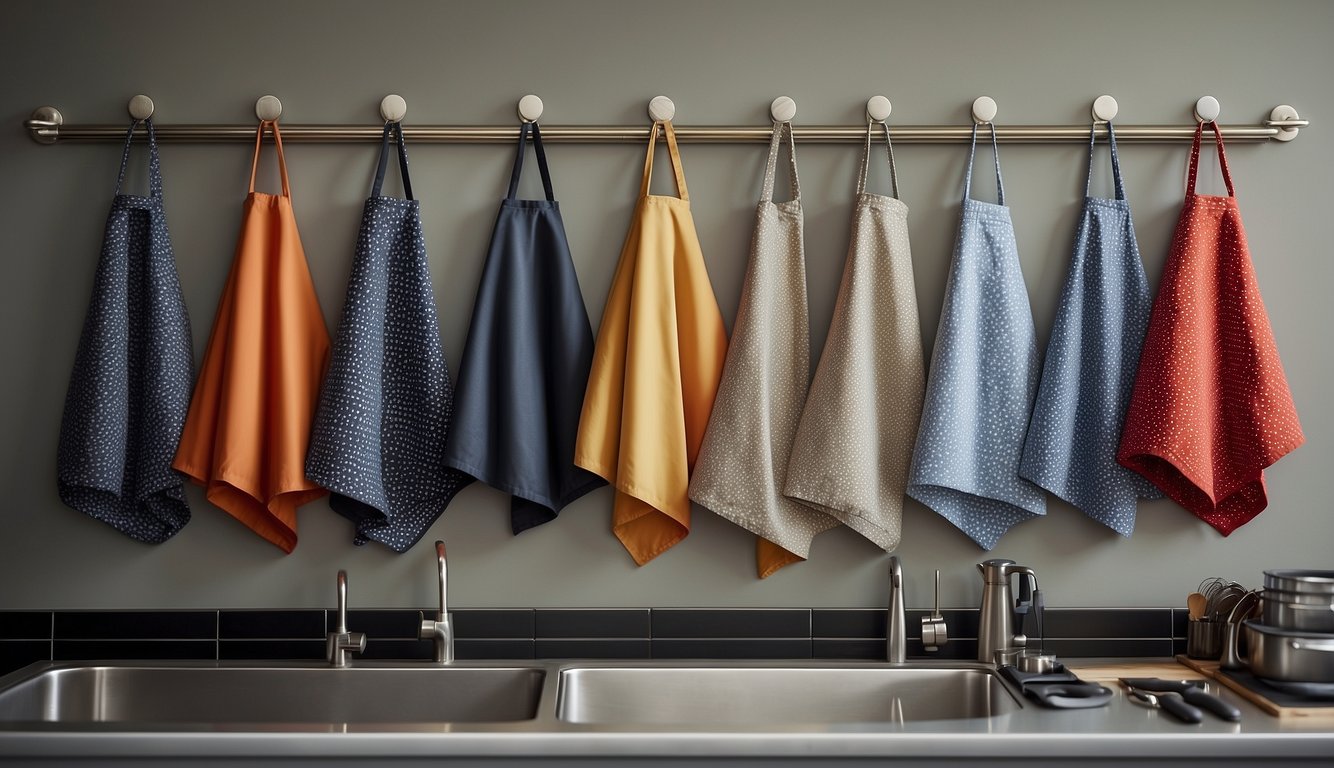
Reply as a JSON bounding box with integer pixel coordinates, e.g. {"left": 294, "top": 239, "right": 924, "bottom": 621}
{"left": 1179, "top": 686, "right": 1242, "bottom": 721}
{"left": 1158, "top": 693, "right": 1204, "bottom": 724}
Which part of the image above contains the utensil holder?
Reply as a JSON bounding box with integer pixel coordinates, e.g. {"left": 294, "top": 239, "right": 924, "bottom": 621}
{"left": 1187, "top": 619, "right": 1223, "bottom": 659}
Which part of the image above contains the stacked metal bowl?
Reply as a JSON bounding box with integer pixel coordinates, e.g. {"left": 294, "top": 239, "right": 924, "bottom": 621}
{"left": 1242, "top": 570, "right": 1334, "bottom": 685}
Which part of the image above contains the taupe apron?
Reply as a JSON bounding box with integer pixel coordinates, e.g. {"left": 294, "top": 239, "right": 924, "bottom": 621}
{"left": 784, "top": 120, "right": 925, "bottom": 552}
{"left": 689, "top": 122, "right": 832, "bottom": 578}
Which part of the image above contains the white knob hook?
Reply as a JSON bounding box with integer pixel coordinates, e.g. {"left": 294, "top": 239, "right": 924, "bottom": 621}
{"left": 380, "top": 94, "right": 408, "bottom": 123}
{"left": 1270, "top": 104, "right": 1301, "bottom": 142}
{"left": 972, "top": 96, "right": 998, "bottom": 124}
{"left": 866, "top": 95, "right": 892, "bottom": 124}
{"left": 1091, "top": 95, "right": 1119, "bottom": 123}
{"left": 517, "top": 94, "right": 544, "bottom": 123}
{"left": 648, "top": 95, "right": 676, "bottom": 122}
{"left": 128, "top": 94, "right": 154, "bottom": 121}
{"left": 1194, "top": 95, "right": 1221, "bottom": 124}
{"left": 770, "top": 96, "right": 796, "bottom": 123}
{"left": 255, "top": 95, "right": 283, "bottom": 122}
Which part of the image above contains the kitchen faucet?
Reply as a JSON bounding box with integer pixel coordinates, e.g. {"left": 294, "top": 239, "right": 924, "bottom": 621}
{"left": 887, "top": 556, "right": 906, "bottom": 663}
{"left": 418, "top": 540, "right": 454, "bottom": 663}
{"left": 326, "top": 570, "right": 366, "bottom": 667}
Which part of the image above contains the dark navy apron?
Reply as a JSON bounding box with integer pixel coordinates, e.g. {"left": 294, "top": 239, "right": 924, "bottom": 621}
{"left": 57, "top": 119, "right": 194, "bottom": 543}
{"left": 306, "top": 122, "right": 472, "bottom": 552}
{"left": 444, "top": 121, "right": 604, "bottom": 533}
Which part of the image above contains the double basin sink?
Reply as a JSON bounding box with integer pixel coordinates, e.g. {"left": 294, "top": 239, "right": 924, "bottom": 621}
{"left": 0, "top": 660, "right": 1018, "bottom": 726}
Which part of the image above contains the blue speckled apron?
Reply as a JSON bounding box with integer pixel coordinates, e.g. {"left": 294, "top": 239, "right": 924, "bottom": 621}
{"left": 908, "top": 123, "right": 1046, "bottom": 549}
{"left": 444, "top": 121, "right": 604, "bottom": 534}
{"left": 57, "top": 119, "right": 194, "bottom": 543}
{"left": 306, "top": 122, "right": 472, "bottom": 552}
{"left": 1020, "top": 122, "right": 1159, "bottom": 536}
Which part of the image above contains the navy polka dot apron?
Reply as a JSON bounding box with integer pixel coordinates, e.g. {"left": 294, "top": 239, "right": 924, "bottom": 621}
{"left": 1020, "top": 122, "right": 1160, "bottom": 536}
{"left": 306, "top": 122, "right": 472, "bottom": 552}
{"left": 57, "top": 119, "right": 195, "bottom": 543}
{"left": 443, "top": 122, "right": 604, "bottom": 534}
{"left": 908, "top": 123, "right": 1046, "bottom": 549}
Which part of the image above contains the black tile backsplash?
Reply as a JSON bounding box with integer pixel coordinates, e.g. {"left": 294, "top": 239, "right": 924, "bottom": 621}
{"left": 219, "top": 640, "right": 325, "bottom": 661}
{"left": 652, "top": 639, "right": 812, "bottom": 659}
{"left": 0, "top": 611, "right": 52, "bottom": 640}
{"left": 53, "top": 640, "right": 216, "bottom": 661}
{"left": 0, "top": 641, "right": 50, "bottom": 676}
{"left": 535, "top": 639, "right": 652, "bottom": 659}
{"left": 0, "top": 605, "right": 1187, "bottom": 668}
{"left": 55, "top": 611, "right": 215, "bottom": 640}
{"left": 652, "top": 609, "right": 810, "bottom": 639}
{"left": 1171, "top": 608, "right": 1189, "bottom": 639}
{"left": 1039, "top": 609, "right": 1171, "bottom": 639}
{"left": 536, "top": 609, "right": 650, "bottom": 638}
{"left": 360, "top": 639, "right": 435, "bottom": 661}
{"left": 327, "top": 610, "right": 424, "bottom": 639}
{"left": 812, "top": 638, "right": 885, "bottom": 660}
{"left": 220, "top": 610, "right": 325, "bottom": 639}
{"left": 455, "top": 639, "right": 534, "bottom": 660}
{"left": 812, "top": 609, "right": 884, "bottom": 638}
{"left": 1039, "top": 638, "right": 1175, "bottom": 658}
{"left": 452, "top": 610, "right": 534, "bottom": 639}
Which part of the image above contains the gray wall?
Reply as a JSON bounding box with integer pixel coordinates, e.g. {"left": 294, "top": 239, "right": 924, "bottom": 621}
{"left": 1, "top": 0, "right": 1330, "bottom": 612}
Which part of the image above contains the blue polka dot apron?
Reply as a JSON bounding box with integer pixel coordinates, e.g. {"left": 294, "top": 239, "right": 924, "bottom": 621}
{"left": 443, "top": 121, "right": 604, "bottom": 534}
{"left": 908, "top": 123, "right": 1046, "bottom": 549}
{"left": 1020, "top": 122, "right": 1160, "bottom": 536}
{"left": 57, "top": 119, "right": 195, "bottom": 543}
{"left": 306, "top": 122, "right": 472, "bottom": 552}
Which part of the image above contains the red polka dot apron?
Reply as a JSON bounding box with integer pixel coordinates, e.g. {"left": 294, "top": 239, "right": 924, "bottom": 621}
{"left": 1117, "top": 121, "right": 1304, "bottom": 535}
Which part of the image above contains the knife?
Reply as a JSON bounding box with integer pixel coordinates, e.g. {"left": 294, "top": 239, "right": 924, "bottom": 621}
{"left": 1125, "top": 687, "right": 1204, "bottom": 724}
{"left": 1119, "top": 677, "right": 1242, "bottom": 721}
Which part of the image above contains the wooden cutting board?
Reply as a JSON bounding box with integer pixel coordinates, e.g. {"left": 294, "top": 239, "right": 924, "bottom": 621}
{"left": 1065, "top": 659, "right": 1203, "bottom": 682}
{"left": 1185, "top": 656, "right": 1334, "bottom": 719}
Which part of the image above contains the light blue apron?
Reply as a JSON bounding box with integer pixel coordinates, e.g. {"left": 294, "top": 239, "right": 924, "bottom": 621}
{"left": 1020, "top": 123, "right": 1160, "bottom": 536}
{"left": 907, "top": 123, "right": 1045, "bottom": 549}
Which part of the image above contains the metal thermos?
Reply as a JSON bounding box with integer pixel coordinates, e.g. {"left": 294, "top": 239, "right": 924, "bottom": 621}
{"left": 977, "top": 559, "right": 1038, "bottom": 664}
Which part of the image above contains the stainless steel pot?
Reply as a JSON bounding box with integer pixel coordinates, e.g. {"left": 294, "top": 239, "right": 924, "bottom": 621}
{"left": 1241, "top": 620, "right": 1334, "bottom": 683}
{"left": 1264, "top": 570, "right": 1334, "bottom": 595}
{"left": 1264, "top": 589, "right": 1334, "bottom": 633}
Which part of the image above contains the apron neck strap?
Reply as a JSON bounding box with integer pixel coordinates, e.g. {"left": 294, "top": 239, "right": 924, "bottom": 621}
{"left": 1085, "top": 121, "right": 1127, "bottom": 200}
{"left": 856, "top": 120, "right": 900, "bottom": 199}
{"left": 760, "top": 121, "right": 800, "bottom": 203}
{"left": 249, "top": 120, "right": 291, "bottom": 198}
{"left": 371, "top": 122, "right": 414, "bottom": 200}
{"left": 113, "top": 119, "right": 164, "bottom": 198}
{"left": 1186, "top": 121, "right": 1235, "bottom": 197}
{"left": 507, "top": 121, "right": 555, "bottom": 201}
{"left": 964, "top": 122, "right": 1004, "bottom": 205}
{"left": 641, "top": 120, "right": 689, "bottom": 202}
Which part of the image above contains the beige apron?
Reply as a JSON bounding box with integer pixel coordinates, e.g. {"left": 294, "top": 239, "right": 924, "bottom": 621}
{"left": 689, "top": 122, "right": 835, "bottom": 578}
{"left": 784, "top": 121, "right": 925, "bottom": 552}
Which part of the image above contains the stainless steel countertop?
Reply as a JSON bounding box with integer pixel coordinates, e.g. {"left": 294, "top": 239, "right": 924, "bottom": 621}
{"left": 0, "top": 658, "right": 1330, "bottom": 761}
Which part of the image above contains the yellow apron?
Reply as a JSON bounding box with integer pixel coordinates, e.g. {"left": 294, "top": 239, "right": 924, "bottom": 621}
{"left": 575, "top": 120, "right": 727, "bottom": 565}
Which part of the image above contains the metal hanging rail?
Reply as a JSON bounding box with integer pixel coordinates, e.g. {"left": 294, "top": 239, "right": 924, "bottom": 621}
{"left": 24, "top": 102, "right": 1309, "bottom": 145}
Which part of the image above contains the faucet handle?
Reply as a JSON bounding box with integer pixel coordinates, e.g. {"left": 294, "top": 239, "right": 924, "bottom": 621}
{"left": 922, "top": 569, "right": 949, "bottom": 652}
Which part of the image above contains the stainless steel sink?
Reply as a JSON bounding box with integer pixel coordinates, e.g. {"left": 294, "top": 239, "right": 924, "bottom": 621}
{"left": 556, "top": 664, "right": 1020, "bottom": 724}
{"left": 0, "top": 663, "right": 544, "bottom": 723}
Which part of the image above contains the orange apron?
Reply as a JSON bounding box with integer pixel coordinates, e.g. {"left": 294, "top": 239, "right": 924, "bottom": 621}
{"left": 173, "top": 121, "right": 330, "bottom": 552}
{"left": 574, "top": 120, "right": 727, "bottom": 565}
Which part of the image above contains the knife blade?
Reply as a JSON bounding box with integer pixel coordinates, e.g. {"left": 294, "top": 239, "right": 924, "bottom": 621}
{"left": 1119, "top": 677, "right": 1242, "bottom": 721}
